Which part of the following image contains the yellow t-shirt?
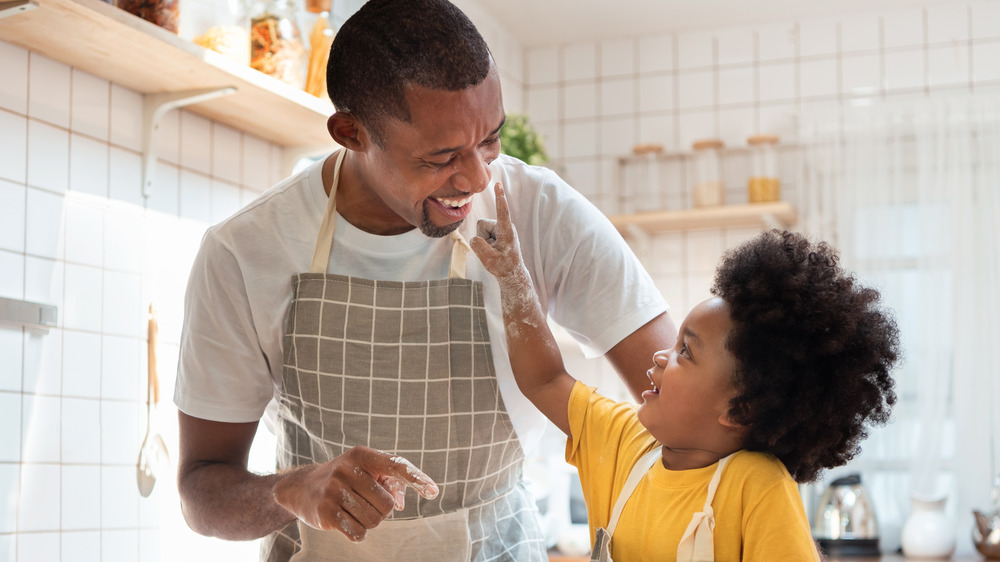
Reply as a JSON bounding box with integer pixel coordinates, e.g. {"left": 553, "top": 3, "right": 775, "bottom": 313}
{"left": 565, "top": 382, "right": 821, "bottom": 562}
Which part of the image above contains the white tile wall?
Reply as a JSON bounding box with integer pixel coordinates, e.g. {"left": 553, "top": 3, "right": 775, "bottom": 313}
{"left": 28, "top": 54, "right": 71, "bottom": 129}
{"left": 0, "top": 111, "right": 28, "bottom": 184}
{"left": 522, "top": 0, "right": 1000, "bottom": 398}
{"left": 2, "top": 37, "right": 287, "bottom": 559}
{"left": 0, "top": 42, "right": 28, "bottom": 115}
{"left": 70, "top": 70, "right": 110, "bottom": 142}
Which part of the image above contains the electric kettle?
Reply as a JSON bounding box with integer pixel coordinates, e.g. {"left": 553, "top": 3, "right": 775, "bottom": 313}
{"left": 812, "top": 473, "right": 881, "bottom": 557}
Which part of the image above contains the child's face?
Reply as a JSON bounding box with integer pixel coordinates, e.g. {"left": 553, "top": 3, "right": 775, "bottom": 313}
{"left": 637, "top": 297, "right": 741, "bottom": 453}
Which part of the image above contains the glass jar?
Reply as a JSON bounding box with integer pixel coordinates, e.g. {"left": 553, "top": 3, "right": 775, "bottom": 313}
{"left": 191, "top": 0, "right": 250, "bottom": 66}
{"left": 249, "top": 0, "right": 307, "bottom": 88}
{"left": 747, "top": 134, "right": 781, "bottom": 203}
{"left": 690, "top": 139, "right": 724, "bottom": 207}
{"left": 116, "top": 0, "right": 179, "bottom": 33}
{"left": 301, "top": 0, "right": 335, "bottom": 100}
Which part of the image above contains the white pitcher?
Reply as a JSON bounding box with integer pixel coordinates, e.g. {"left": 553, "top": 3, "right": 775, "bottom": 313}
{"left": 901, "top": 492, "right": 956, "bottom": 559}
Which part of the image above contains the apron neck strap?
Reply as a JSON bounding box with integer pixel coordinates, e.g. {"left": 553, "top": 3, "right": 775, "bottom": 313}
{"left": 309, "top": 149, "right": 347, "bottom": 274}
{"left": 606, "top": 446, "right": 663, "bottom": 537}
{"left": 309, "top": 149, "right": 471, "bottom": 279}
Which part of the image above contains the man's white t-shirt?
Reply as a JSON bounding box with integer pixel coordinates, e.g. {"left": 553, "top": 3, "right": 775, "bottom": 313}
{"left": 174, "top": 152, "right": 668, "bottom": 454}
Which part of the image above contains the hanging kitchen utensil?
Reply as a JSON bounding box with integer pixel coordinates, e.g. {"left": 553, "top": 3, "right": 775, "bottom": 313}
{"left": 137, "top": 303, "right": 170, "bottom": 497}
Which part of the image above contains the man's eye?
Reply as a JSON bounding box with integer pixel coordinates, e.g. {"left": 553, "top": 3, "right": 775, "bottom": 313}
{"left": 427, "top": 158, "right": 453, "bottom": 169}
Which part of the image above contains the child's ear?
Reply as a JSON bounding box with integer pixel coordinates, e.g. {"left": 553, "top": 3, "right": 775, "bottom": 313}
{"left": 718, "top": 412, "right": 747, "bottom": 431}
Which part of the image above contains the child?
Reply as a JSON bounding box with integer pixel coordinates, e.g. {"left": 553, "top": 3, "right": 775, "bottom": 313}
{"left": 470, "top": 184, "right": 900, "bottom": 561}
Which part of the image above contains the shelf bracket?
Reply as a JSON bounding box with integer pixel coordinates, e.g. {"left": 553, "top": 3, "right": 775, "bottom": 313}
{"left": 0, "top": 0, "right": 37, "bottom": 20}
{"left": 0, "top": 296, "right": 57, "bottom": 333}
{"left": 142, "top": 87, "right": 237, "bottom": 199}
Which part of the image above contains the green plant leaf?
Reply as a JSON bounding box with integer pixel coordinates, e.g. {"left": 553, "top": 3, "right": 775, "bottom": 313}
{"left": 499, "top": 113, "right": 548, "bottom": 165}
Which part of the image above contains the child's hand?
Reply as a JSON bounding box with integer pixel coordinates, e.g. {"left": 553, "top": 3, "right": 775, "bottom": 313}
{"left": 471, "top": 183, "right": 525, "bottom": 280}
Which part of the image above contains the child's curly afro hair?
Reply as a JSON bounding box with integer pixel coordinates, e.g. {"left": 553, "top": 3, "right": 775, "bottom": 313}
{"left": 711, "top": 230, "right": 900, "bottom": 483}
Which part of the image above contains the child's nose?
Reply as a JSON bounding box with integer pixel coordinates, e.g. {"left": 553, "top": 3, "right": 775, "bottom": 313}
{"left": 652, "top": 350, "right": 670, "bottom": 368}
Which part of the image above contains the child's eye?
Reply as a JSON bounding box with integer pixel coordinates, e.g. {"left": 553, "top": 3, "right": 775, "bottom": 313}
{"left": 678, "top": 343, "right": 691, "bottom": 359}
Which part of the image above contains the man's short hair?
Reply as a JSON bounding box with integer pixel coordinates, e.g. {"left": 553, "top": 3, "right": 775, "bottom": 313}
{"left": 327, "top": 0, "right": 493, "bottom": 146}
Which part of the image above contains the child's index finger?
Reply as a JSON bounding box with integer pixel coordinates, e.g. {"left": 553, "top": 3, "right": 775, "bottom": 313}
{"left": 493, "top": 183, "right": 514, "bottom": 236}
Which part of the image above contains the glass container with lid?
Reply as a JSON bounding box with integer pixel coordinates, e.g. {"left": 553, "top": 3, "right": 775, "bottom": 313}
{"left": 690, "top": 138, "right": 724, "bottom": 208}
{"left": 301, "top": 0, "right": 335, "bottom": 100}
{"left": 190, "top": 0, "right": 250, "bottom": 66}
{"left": 249, "top": 0, "right": 307, "bottom": 88}
{"left": 747, "top": 134, "right": 780, "bottom": 203}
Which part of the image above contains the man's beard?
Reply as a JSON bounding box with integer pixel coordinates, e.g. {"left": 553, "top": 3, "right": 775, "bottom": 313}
{"left": 418, "top": 202, "right": 463, "bottom": 238}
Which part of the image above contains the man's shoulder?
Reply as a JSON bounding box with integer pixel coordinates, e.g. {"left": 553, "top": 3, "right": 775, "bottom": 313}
{"left": 210, "top": 166, "right": 319, "bottom": 243}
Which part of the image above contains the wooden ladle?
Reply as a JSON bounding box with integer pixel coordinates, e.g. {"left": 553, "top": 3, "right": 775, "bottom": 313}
{"left": 137, "top": 303, "right": 169, "bottom": 497}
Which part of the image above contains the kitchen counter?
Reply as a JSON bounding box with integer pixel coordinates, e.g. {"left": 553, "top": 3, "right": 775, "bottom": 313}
{"left": 548, "top": 552, "right": 985, "bottom": 561}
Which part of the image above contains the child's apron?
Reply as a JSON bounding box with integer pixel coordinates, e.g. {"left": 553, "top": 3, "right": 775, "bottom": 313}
{"left": 590, "top": 447, "right": 733, "bottom": 562}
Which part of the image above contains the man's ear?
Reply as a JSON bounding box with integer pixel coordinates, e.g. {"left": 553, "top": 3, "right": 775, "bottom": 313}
{"left": 327, "top": 112, "right": 369, "bottom": 151}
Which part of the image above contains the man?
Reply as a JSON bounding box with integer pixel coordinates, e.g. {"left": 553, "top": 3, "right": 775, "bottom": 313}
{"left": 174, "top": 0, "right": 677, "bottom": 560}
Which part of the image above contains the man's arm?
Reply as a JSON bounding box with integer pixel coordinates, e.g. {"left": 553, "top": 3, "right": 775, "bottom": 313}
{"left": 605, "top": 312, "right": 678, "bottom": 402}
{"left": 177, "top": 412, "right": 439, "bottom": 542}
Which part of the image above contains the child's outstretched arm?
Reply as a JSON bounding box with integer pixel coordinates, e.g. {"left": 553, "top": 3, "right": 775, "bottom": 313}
{"left": 470, "top": 183, "right": 575, "bottom": 435}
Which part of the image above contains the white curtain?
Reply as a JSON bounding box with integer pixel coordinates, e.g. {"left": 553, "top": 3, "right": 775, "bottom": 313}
{"left": 798, "top": 94, "right": 1000, "bottom": 555}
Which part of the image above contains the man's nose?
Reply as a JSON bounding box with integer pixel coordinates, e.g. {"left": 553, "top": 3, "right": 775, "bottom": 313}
{"left": 452, "top": 153, "right": 491, "bottom": 194}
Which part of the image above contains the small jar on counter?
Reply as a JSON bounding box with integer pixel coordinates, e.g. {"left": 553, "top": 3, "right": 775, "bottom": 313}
{"left": 249, "top": 0, "right": 307, "bottom": 87}
{"left": 690, "top": 139, "right": 724, "bottom": 208}
{"left": 747, "top": 134, "right": 781, "bottom": 203}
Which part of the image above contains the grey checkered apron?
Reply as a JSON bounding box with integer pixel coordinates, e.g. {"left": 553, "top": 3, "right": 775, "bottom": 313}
{"left": 261, "top": 150, "right": 546, "bottom": 561}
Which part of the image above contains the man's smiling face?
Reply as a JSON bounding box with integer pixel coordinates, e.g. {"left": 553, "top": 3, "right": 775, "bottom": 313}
{"left": 345, "top": 68, "right": 505, "bottom": 238}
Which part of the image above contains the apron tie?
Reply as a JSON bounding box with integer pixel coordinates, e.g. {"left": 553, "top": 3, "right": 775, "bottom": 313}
{"left": 675, "top": 454, "right": 733, "bottom": 562}
{"left": 590, "top": 450, "right": 733, "bottom": 562}
{"left": 448, "top": 230, "right": 472, "bottom": 279}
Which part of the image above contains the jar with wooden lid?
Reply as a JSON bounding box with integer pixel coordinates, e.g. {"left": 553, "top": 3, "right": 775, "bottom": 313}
{"left": 690, "top": 139, "right": 724, "bottom": 207}
{"left": 747, "top": 134, "right": 780, "bottom": 203}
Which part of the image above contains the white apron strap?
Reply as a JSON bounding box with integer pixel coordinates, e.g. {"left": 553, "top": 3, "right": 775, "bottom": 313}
{"left": 308, "top": 149, "right": 470, "bottom": 278}
{"left": 676, "top": 453, "right": 734, "bottom": 562}
{"left": 309, "top": 149, "right": 347, "bottom": 274}
{"left": 607, "top": 446, "right": 663, "bottom": 536}
{"left": 589, "top": 446, "right": 662, "bottom": 562}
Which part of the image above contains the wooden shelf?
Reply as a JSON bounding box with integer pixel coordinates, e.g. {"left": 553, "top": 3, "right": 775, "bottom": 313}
{"left": 0, "top": 0, "right": 337, "bottom": 148}
{"left": 608, "top": 201, "right": 798, "bottom": 235}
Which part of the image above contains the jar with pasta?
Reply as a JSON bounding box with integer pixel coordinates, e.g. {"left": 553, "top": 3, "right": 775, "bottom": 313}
{"left": 301, "top": 0, "right": 335, "bottom": 100}
{"left": 747, "top": 134, "right": 781, "bottom": 203}
{"left": 191, "top": 0, "right": 250, "bottom": 66}
{"left": 690, "top": 139, "right": 724, "bottom": 208}
{"left": 249, "top": 0, "right": 307, "bottom": 88}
